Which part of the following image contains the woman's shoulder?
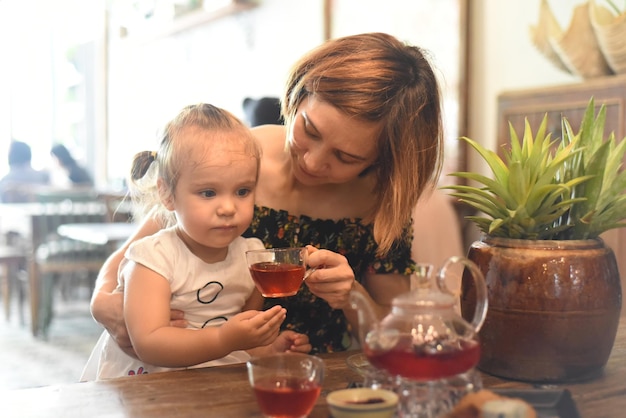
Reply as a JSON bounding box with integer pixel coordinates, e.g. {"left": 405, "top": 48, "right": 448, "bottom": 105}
{"left": 251, "top": 125, "right": 287, "bottom": 155}
{"left": 252, "top": 125, "right": 290, "bottom": 198}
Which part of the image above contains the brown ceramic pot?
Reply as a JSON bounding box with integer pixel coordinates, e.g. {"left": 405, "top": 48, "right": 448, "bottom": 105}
{"left": 461, "top": 236, "right": 622, "bottom": 382}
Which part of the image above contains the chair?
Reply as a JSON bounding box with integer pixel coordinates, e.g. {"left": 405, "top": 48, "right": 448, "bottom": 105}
{"left": 28, "top": 194, "right": 111, "bottom": 337}
{"left": 0, "top": 232, "right": 28, "bottom": 323}
{"left": 97, "top": 191, "right": 133, "bottom": 223}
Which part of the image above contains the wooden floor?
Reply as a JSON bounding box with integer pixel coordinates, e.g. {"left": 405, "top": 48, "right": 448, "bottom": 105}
{"left": 0, "top": 289, "right": 103, "bottom": 390}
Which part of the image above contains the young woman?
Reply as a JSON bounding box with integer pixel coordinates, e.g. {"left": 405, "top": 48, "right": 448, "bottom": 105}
{"left": 90, "top": 32, "right": 444, "bottom": 357}
{"left": 84, "top": 103, "right": 309, "bottom": 380}
{"left": 50, "top": 144, "right": 93, "bottom": 187}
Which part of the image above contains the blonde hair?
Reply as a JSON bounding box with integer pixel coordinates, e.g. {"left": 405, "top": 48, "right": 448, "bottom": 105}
{"left": 282, "top": 32, "right": 444, "bottom": 255}
{"left": 128, "top": 103, "right": 261, "bottom": 226}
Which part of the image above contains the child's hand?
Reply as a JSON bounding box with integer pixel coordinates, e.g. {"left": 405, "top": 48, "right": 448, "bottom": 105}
{"left": 272, "top": 330, "right": 312, "bottom": 354}
{"left": 221, "top": 305, "right": 286, "bottom": 352}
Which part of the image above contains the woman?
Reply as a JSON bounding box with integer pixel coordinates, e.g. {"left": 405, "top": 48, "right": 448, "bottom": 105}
{"left": 50, "top": 144, "right": 94, "bottom": 187}
{"left": 90, "top": 32, "right": 443, "bottom": 356}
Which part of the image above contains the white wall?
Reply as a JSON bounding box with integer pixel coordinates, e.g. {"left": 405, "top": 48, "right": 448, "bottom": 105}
{"left": 0, "top": 0, "right": 105, "bottom": 178}
{"left": 106, "top": 0, "right": 325, "bottom": 184}
{"left": 0, "top": 0, "right": 597, "bottom": 184}
{"left": 108, "top": 0, "right": 598, "bottom": 182}
{"left": 106, "top": 0, "right": 467, "bottom": 184}
{"left": 467, "top": 0, "right": 589, "bottom": 173}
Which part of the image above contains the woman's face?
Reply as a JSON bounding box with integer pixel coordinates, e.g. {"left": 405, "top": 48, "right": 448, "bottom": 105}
{"left": 288, "top": 95, "right": 381, "bottom": 186}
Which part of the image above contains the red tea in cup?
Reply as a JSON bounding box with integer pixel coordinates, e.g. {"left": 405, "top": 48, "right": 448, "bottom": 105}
{"left": 247, "top": 353, "right": 325, "bottom": 418}
{"left": 249, "top": 262, "right": 305, "bottom": 297}
{"left": 252, "top": 376, "right": 321, "bottom": 417}
{"left": 246, "top": 248, "right": 308, "bottom": 297}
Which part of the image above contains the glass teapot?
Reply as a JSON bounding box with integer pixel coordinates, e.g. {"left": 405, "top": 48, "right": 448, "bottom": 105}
{"left": 350, "top": 256, "right": 488, "bottom": 382}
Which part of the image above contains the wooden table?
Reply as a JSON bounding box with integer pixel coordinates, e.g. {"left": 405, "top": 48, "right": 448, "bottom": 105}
{"left": 2, "top": 316, "right": 625, "bottom": 417}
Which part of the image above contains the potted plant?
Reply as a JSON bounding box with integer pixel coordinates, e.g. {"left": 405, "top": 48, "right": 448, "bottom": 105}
{"left": 445, "top": 98, "right": 625, "bottom": 382}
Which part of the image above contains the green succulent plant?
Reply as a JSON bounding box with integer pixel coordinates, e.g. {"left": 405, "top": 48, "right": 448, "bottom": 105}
{"left": 444, "top": 98, "right": 626, "bottom": 240}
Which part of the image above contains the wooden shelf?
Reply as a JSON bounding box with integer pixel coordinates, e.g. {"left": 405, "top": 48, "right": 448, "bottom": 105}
{"left": 118, "top": 1, "right": 257, "bottom": 45}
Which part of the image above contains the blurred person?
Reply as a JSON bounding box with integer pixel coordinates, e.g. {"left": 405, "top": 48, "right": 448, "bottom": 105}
{"left": 242, "top": 97, "right": 283, "bottom": 127}
{"left": 0, "top": 140, "right": 50, "bottom": 202}
{"left": 50, "top": 143, "right": 93, "bottom": 187}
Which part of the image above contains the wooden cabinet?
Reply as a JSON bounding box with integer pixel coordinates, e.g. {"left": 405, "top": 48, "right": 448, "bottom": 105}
{"left": 497, "top": 74, "right": 626, "bottom": 286}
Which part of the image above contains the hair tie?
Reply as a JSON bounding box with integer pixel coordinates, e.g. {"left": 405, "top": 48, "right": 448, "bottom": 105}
{"left": 151, "top": 151, "right": 157, "bottom": 160}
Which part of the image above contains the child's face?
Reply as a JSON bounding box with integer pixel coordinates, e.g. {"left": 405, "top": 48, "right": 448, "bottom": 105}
{"left": 166, "top": 128, "right": 258, "bottom": 262}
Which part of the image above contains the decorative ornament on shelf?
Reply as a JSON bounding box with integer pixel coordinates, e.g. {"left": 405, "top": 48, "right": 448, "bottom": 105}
{"left": 530, "top": 0, "right": 626, "bottom": 78}
{"left": 589, "top": 0, "right": 626, "bottom": 74}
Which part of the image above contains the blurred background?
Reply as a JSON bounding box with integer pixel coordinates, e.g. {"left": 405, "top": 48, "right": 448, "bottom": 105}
{"left": 0, "top": 0, "right": 587, "bottom": 192}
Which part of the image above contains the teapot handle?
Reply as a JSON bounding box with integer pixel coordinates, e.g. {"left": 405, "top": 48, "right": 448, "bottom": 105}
{"left": 437, "top": 256, "right": 488, "bottom": 332}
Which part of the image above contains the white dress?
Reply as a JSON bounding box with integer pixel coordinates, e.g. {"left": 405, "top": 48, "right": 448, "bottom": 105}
{"left": 81, "top": 227, "right": 264, "bottom": 381}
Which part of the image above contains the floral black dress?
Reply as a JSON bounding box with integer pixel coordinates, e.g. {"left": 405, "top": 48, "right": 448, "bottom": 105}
{"left": 243, "top": 206, "right": 415, "bottom": 354}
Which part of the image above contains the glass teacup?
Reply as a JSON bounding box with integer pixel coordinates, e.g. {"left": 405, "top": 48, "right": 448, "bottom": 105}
{"left": 247, "top": 353, "right": 325, "bottom": 418}
{"left": 246, "top": 247, "right": 314, "bottom": 297}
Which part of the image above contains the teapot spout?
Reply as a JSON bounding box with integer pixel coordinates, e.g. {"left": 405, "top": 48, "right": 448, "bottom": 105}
{"left": 349, "top": 290, "right": 379, "bottom": 345}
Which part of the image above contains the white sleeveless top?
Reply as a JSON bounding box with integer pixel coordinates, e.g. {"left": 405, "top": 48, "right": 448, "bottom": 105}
{"left": 81, "top": 227, "right": 263, "bottom": 381}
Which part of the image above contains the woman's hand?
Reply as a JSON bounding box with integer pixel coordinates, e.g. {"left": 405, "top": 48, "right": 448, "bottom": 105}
{"left": 304, "top": 245, "right": 355, "bottom": 310}
{"left": 303, "top": 245, "right": 410, "bottom": 344}
{"left": 96, "top": 291, "right": 136, "bottom": 357}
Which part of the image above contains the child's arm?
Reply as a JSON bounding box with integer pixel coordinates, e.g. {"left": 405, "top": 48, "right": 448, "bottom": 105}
{"left": 90, "top": 214, "right": 187, "bottom": 359}
{"left": 123, "top": 261, "right": 286, "bottom": 368}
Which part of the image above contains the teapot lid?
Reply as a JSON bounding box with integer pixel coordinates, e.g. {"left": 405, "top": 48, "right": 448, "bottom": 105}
{"left": 393, "top": 288, "right": 456, "bottom": 309}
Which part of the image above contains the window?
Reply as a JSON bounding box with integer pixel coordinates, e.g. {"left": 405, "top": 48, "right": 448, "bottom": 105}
{"left": 0, "top": 0, "right": 105, "bottom": 184}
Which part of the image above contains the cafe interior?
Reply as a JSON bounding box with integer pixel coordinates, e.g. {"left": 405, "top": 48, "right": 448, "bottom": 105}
{"left": 1, "top": 0, "right": 626, "bottom": 416}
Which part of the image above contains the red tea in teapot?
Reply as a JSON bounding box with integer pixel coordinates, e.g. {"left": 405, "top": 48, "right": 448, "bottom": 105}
{"left": 351, "top": 257, "right": 488, "bottom": 383}
{"left": 364, "top": 336, "right": 480, "bottom": 380}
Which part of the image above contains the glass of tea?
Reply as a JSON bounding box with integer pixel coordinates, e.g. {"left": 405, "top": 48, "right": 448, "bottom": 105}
{"left": 246, "top": 247, "right": 312, "bottom": 297}
{"left": 246, "top": 353, "right": 325, "bottom": 418}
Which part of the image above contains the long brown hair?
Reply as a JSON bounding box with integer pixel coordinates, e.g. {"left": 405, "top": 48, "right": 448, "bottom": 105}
{"left": 282, "top": 32, "right": 444, "bottom": 255}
